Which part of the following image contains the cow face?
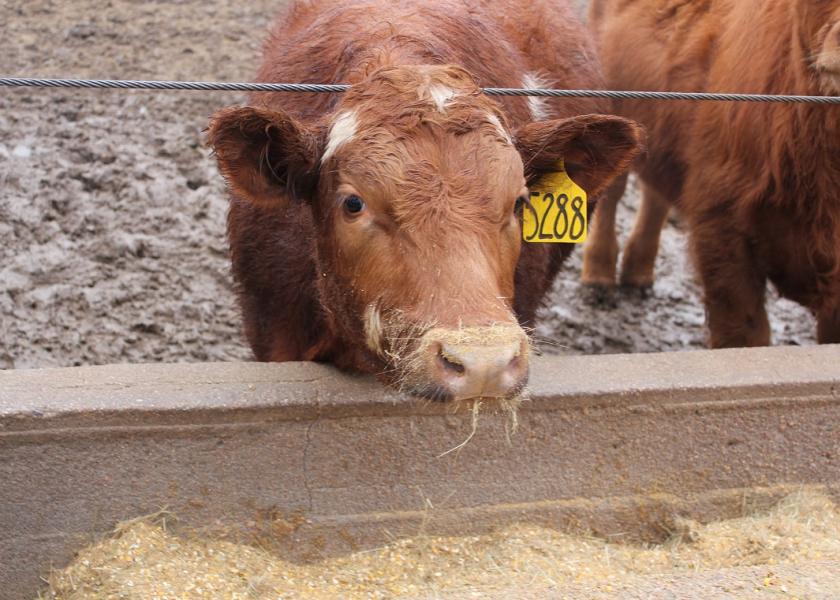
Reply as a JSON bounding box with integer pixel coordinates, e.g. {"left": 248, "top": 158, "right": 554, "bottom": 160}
{"left": 209, "top": 65, "right": 641, "bottom": 401}
{"left": 800, "top": 0, "right": 840, "bottom": 93}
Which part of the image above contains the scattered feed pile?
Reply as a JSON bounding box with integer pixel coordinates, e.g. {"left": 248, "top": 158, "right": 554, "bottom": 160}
{"left": 41, "top": 491, "right": 840, "bottom": 599}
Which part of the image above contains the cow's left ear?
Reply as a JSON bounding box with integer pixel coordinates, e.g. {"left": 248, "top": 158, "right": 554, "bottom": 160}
{"left": 514, "top": 114, "right": 644, "bottom": 198}
{"left": 207, "top": 106, "right": 321, "bottom": 208}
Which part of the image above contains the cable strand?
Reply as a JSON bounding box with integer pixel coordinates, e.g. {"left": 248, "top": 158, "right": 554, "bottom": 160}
{"left": 2, "top": 77, "right": 840, "bottom": 104}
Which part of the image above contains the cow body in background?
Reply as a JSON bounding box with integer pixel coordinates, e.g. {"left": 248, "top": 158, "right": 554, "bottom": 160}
{"left": 582, "top": 0, "right": 840, "bottom": 347}
{"left": 209, "top": 0, "right": 642, "bottom": 400}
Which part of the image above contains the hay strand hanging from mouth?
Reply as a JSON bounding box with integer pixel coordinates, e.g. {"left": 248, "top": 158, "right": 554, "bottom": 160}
{"left": 437, "top": 399, "right": 483, "bottom": 458}
{"left": 436, "top": 392, "right": 524, "bottom": 458}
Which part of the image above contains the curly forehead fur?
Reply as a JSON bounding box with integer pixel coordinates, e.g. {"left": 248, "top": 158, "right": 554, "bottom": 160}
{"left": 341, "top": 65, "right": 509, "bottom": 133}
{"left": 323, "top": 65, "right": 521, "bottom": 234}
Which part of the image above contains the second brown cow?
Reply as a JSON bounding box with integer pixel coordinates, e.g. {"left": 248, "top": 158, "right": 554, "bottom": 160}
{"left": 583, "top": 0, "right": 840, "bottom": 348}
{"left": 208, "top": 0, "right": 642, "bottom": 400}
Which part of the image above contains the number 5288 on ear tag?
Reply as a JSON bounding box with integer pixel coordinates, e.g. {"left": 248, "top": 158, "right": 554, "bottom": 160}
{"left": 522, "top": 161, "right": 587, "bottom": 244}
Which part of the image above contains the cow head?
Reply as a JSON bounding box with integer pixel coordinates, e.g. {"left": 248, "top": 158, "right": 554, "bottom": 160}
{"left": 798, "top": 0, "right": 840, "bottom": 93}
{"left": 209, "top": 65, "right": 641, "bottom": 401}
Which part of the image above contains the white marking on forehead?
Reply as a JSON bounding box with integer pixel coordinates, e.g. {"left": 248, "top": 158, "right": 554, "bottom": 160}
{"left": 487, "top": 113, "right": 512, "bottom": 145}
{"left": 523, "top": 72, "right": 552, "bottom": 121}
{"left": 321, "top": 110, "right": 358, "bottom": 163}
{"left": 427, "top": 84, "right": 457, "bottom": 113}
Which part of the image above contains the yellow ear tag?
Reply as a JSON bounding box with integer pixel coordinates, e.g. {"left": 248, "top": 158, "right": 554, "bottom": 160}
{"left": 522, "top": 160, "right": 587, "bottom": 244}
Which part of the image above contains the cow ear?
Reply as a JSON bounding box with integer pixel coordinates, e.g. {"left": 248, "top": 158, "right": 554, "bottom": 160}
{"left": 514, "top": 114, "right": 644, "bottom": 198}
{"left": 207, "top": 106, "right": 321, "bottom": 208}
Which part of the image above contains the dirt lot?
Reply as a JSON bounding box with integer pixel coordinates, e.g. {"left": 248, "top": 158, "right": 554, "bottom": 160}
{"left": 0, "top": 0, "right": 816, "bottom": 370}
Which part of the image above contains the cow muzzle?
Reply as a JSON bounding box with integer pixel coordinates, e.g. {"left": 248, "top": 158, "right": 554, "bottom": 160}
{"left": 413, "top": 325, "right": 529, "bottom": 401}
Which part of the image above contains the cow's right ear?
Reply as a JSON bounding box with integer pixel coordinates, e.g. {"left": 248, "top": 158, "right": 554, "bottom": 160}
{"left": 514, "top": 114, "right": 644, "bottom": 199}
{"left": 207, "top": 106, "right": 321, "bottom": 208}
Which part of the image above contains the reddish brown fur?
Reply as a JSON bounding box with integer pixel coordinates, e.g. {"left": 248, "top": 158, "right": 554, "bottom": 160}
{"left": 587, "top": 0, "right": 840, "bottom": 347}
{"left": 208, "top": 0, "right": 643, "bottom": 389}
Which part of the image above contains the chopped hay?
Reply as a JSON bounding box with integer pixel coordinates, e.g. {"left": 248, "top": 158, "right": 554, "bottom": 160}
{"left": 40, "top": 491, "right": 840, "bottom": 599}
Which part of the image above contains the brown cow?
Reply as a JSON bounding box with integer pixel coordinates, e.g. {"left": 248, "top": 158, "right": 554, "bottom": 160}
{"left": 208, "top": 0, "right": 642, "bottom": 400}
{"left": 582, "top": 0, "right": 840, "bottom": 347}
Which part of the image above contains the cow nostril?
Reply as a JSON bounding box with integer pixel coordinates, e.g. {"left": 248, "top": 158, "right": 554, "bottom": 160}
{"left": 507, "top": 352, "right": 522, "bottom": 370}
{"left": 437, "top": 349, "right": 466, "bottom": 375}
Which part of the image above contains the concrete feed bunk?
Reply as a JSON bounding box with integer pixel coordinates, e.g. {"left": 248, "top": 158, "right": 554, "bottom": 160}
{"left": 1, "top": 346, "right": 839, "bottom": 598}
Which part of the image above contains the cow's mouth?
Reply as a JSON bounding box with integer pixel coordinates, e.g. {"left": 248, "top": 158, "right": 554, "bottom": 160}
{"left": 403, "top": 383, "right": 456, "bottom": 403}
{"left": 404, "top": 375, "right": 529, "bottom": 403}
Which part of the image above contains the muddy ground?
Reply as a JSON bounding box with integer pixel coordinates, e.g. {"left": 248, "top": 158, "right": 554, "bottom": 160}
{"left": 0, "top": 0, "right": 815, "bottom": 370}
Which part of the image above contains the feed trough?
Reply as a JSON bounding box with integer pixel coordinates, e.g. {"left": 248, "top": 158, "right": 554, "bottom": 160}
{"left": 2, "top": 345, "right": 839, "bottom": 598}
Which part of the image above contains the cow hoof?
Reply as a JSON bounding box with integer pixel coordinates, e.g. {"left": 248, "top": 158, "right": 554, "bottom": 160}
{"left": 619, "top": 282, "right": 654, "bottom": 300}
{"left": 581, "top": 283, "right": 619, "bottom": 308}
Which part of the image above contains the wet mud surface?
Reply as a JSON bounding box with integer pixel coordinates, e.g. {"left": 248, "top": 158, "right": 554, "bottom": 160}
{"left": 0, "top": 0, "right": 815, "bottom": 370}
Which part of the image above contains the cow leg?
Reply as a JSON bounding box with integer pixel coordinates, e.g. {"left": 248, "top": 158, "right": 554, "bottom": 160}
{"left": 581, "top": 173, "right": 627, "bottom": 287}
{"left": 817, "top": 305, "right": 840, "bottom": 344}
{"left": 619, "top": 182, "right": 671, "bottom": 288}
{"left": 691, "top": 215, "right": 771, "bottom": 348}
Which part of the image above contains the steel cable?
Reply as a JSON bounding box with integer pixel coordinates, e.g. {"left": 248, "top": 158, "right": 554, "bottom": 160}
{"left": 3, "top": 77, "right": 840, "bottom": 104}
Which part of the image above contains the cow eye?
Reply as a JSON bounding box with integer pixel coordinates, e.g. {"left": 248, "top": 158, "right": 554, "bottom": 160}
{"left": 514, "top": 194, "right": 527, "bottom": 214}
{"left": 343, "top": 195, "right": 365, "bottom": 215}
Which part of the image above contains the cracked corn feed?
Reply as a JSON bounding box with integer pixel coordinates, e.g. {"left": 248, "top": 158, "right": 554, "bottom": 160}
{"left": 41, "top": 491, "right": 840, "bottom": 599}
